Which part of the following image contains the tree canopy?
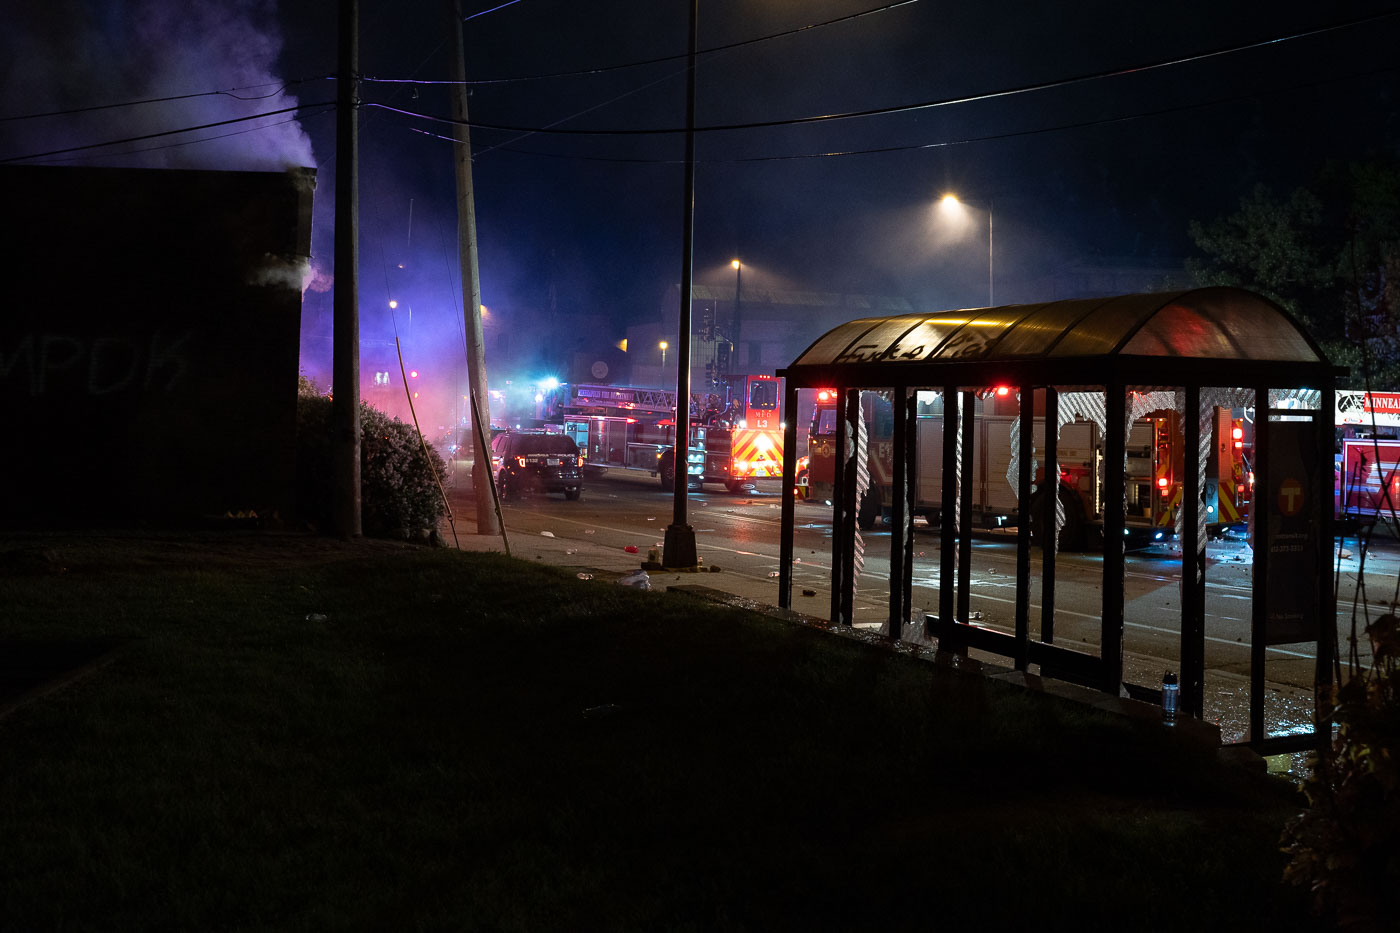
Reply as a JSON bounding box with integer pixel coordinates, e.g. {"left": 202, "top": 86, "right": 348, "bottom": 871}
{"left": 1188, "top": 159, "right": 1400, "bottom": 389}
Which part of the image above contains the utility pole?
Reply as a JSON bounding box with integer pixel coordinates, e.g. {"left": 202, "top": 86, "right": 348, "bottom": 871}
{"left": 332, "top": 0, "right": 362, "bottom": 537}
{"left": 663, "top": 0, "right": 700, "bottom": 569}
{"left": 451, "top": 0, "right": 500, "bottom": 536}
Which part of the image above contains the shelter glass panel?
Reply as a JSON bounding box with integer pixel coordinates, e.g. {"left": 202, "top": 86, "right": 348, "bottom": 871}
{"left": 1049, "top": 294, "right": 1165, "bottom": 357}
{"left": 1122, "top": 299, "right": 1320, "bottom": 361}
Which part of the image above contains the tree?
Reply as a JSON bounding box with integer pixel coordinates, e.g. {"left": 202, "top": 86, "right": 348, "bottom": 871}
{"left": 1188, "top": 159, "right": 1400, "bottom": 389}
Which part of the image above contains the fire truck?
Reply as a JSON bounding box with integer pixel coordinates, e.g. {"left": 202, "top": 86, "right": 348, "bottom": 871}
{"left": 800, "top": 388, "right": 1251, "bottom": 549}
{"left": 544, "top": 374, "right": 785, "bottom": 492}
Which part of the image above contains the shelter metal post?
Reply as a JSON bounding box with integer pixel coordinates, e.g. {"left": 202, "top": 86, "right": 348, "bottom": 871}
{"left": 939, "top": 386, "right": 959, "bottom": 643}
{"left": 1014, "top": 385, "right": 1033, "bottom": 670}
{"left": 1316, "top": 384, "right": 1337, "bottom": 742}
{"left": 888, "top": 386, "right": 915, "bottom": 638}
{"left": 1042, "top": 387, "right": 1058, "bottom": 643}
{"left": 1102, "top": 384, "right": 1126, "bottom": 694}
{"left": 840, "top": 388, "right": 861, "bottom": 626}
{"left": 1250, "top": 385, "right": 1269, "bottom": 742}
{"left": 830, "top": 387, "right": 850, "bottom": 625}
{"left": 1182, "top": 384, "right": 1205, "bottom": 718}
{"left": 958, "top": 389, "right": 975, "bottom": 627}
{"left": 778, "top": 380, "right": 799, "bottom": 610}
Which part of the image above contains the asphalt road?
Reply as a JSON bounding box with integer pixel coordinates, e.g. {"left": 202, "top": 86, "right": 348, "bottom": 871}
{"left": 443, "top": 459, "right": 1397, "bottom": 743}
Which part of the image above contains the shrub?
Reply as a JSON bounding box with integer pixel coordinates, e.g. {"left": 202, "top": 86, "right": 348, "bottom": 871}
{"left": 295, "top": 393, "right": 448, "bottom": 540}
{"left": 1282, "top": 612, "right": 1400, "bottom": 931}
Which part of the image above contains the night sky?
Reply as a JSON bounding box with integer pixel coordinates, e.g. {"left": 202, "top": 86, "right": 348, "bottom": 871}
{"left": 4, "top": 0, "right": 1398, "bottom": 429}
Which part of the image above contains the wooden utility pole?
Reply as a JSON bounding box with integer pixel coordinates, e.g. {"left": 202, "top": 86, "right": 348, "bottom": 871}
{"left": 451, "top": 0, "right": 500, "bottom": 536}
{"left": 332, "top": 0, "right": 362, "bottom": 536}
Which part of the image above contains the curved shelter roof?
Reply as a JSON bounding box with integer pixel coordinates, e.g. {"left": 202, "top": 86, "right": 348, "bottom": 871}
{"left": 779, "top": 286, "right": 1340, "bottom": 389}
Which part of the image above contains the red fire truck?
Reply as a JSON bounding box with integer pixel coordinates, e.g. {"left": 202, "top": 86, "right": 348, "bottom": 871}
{"left": 1336, "top": 437, "right": 1400, "bottom": 526}
{"left": 800, "top": 388, "right": 1250, "bottom": 549}
{"left": 544, "top": 375, "right": 785, "bottom": 493}
{"left": 657, "top": 373, "right": 785, "bottom": 492}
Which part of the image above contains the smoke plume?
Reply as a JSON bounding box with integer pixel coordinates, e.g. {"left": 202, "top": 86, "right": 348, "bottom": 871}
{"left": 1, "top": 0, "right": 315, "bottom": 171}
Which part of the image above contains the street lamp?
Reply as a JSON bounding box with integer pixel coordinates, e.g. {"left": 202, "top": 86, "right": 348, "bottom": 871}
{"left": 939, "top": 193, "right": 994, "bottom": 307}
{"left": 659, "top": 340, "right": 668, "bottom": 368}
{"left": 730, "top": 258, "right": 741, "bottom": 359}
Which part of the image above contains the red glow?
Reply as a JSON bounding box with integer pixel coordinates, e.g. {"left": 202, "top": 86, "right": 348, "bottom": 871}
{"left": 817, "top": 389, "right": 833, "bottom": 402}
{"left": 995, "top": 386, "right": 1010, "bottom": 396}
{"left": 1157, "top": 477, "right": 1169, "bottom": 488}
{"left": 1232, "top": 426, "right": 1243, "bottom": 440}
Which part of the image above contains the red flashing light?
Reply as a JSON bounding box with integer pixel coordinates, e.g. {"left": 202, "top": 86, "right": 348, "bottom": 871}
{"left": 1231, "top": 426, "right": 1243, "bottom": 441}
{"left": 1157, "top": 477, "right": 1169, "bottom": 488}
{"left": 995, "top": 386, "right": 1010, "bottom": 397}
{"left": 816, "top": 389, "right": 833, "bottom": 402}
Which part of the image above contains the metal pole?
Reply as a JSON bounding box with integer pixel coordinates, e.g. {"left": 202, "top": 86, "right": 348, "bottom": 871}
{"left": 988, "top": 200, "right": 994, "bottom": 307}
{"left": 938, "top": 386, "right": 959, "bottom": 642}
{"left": 1103, "top": 384, "right": 1126, "bottom": 694}
{"left": 888, "top": 386, "right": 912, "bottom": 638}
{"left": 830, "top": 388, "right": 850, "bottom": 625}
{"left": 451, "top": 0, "right": 499, "bottom": 536}
{"left": 732, "top": 259, "right": 742, "bottom": 355}
{"left": 840, "top": 389, "right": 860, "bottom": 626}
{"left": 1015, "top": 385, "right": 1033, "bottom": 670}
{"left": 663, "top": 0, "right": 699, "bottom": 569}
{"left": 332, "top": 0, "right": 362, "bottom": 537}
{"left": 958, "top": 390, "right": 975, "bottom": 628}
{"left": 1182, "top": 385, "right": 1204, "bottom": 717}
{"left": 1042, "top": 387, "right": 1059, "bottom": 642}
{"left": 1316, "top": 384, "right": 1337, "bottom": 748}
{"left": 1250, "top": 386, "right": 1269, "bottom": 743}
{"left": 778, "top": 380, "right": 798, "bottom": 610}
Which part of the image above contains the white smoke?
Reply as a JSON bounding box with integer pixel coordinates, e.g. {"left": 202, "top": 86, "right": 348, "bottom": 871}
{"left": 1, "top": 0, "right": 315, "bottom": 171}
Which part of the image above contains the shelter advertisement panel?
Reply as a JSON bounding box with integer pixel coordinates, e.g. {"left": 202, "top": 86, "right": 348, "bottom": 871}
{"left": 1336, "top": 390, "right": 1400, "bottom": 428}
{"left": 1264, "top": 418, "right": 1321, "bottom": 645}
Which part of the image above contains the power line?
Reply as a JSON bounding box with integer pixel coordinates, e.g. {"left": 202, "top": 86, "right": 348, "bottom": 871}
{"left": 0, "top": 103, "right": 335, "bottom": 164}
{"left": 462, "top": 0, "right": 528, "bottom": 23}
{"left": 364, "top": 0, "right": 921, "bottom": 87}
{"left": 402, "top": 61, "right": 1400, "bottom": 165}
{"left": 364, "top": 9, "right": 1400, "bottom": 138}
{"left": 23, "top": 108, "right": 336, "bottom": 166}
{"left": 0, "top": 78, "right": 330, "bottom": 124}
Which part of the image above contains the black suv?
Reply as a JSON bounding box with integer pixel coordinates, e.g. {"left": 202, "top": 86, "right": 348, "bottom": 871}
{"left": 490, "top": 431, "right": 583, "bottom": 500}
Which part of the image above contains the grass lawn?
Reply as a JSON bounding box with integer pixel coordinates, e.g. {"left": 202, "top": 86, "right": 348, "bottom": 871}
{"left": 0, "top": 533, "right": 1313, "bottom": 931}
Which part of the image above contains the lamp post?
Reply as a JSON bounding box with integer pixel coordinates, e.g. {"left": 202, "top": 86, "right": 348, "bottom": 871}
{"left": 659, "top": 340, "right": 668, "bottom": 369}
{"left": 939, "top": 193, "right": 994, "bottom": 307}
{"left": 730, "top": 258, "right": 741, "bottom": 363}
{"left": 663, "top": 0, "right": 700, "bottom": 570}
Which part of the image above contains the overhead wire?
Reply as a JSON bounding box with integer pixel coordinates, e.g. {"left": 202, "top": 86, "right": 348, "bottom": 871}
{"left": 0, "top": 103, "right": 335, "bottom": 164}
{"left": 0, "top": 77, "right": 330, "bottom": 123}
{"left": 462, "top": 0, "right": 528, "bottom": 23}
{"left": 409, "top": 60, "right": 1400, "bottom": 165}
{"left": 363, "top": 8, "right": 1400, "bottom": 139}
{"left": 365, "top": 0, "right": 921, "bottom": 87}
{"left": 22, "top": 107, "right": 336, "bottom": 165}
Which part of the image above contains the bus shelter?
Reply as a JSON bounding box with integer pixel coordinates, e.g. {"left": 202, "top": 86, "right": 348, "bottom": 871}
{"left": 775, "top": 287, "right": 1344, "bottom": 752}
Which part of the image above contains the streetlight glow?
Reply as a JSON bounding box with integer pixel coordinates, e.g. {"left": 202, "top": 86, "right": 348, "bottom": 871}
{"left": 937, "top": 192, "right": 993, "bottom": 306}
{"left": 731, "top": 258, "right": 741, "bottom": 270}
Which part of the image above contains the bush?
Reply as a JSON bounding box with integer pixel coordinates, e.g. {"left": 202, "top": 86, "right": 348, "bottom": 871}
{"left": 295, "top": 392, "right": 448, "bottom": 540}
{"left": 1282, "top": 612, "right": 1400, "bottom": 931}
